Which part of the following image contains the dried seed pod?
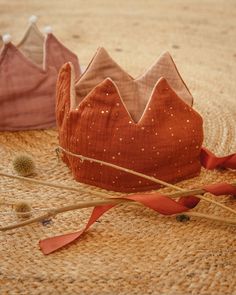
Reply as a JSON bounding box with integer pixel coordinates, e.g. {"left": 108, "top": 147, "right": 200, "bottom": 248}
{"left": 13, "top": 154, "right": 36, "bottom": 176}
{"left": 15, "top": 201, "right": 32, "bottom": 218}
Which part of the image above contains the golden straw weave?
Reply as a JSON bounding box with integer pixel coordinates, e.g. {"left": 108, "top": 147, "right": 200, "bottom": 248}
{"left": 0, "top": 0, "right": 236, "bottom": 294}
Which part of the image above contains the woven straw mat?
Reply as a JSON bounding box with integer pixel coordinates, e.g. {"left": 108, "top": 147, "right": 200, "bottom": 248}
{"left": 0, "top": 0, "right": 236, "bottom": 294}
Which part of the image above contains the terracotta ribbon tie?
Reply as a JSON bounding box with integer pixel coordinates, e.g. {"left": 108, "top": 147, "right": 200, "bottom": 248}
{"left": 39, "top": 182, "right": 236, "bottom": 255}
{"left": 200, "top": 147, "right": 236, "bottom": 169}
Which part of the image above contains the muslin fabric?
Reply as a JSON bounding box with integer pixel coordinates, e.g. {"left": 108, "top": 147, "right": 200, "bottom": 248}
{"left": 0, "top": 2, "right": 235, "bottom": 293}
{"left": 56, "top": 55, "right": 203, "bottom": 192}
{"left": 0, "top": 24, "right": 80, "bottom": 131}
{"left": 75, "top": 48, "right": 194, "bottom": 121}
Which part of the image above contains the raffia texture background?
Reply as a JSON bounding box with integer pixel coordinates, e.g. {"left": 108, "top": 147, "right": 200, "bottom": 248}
{"left": 0, "top": 0, "right": 236, "bottom": 294}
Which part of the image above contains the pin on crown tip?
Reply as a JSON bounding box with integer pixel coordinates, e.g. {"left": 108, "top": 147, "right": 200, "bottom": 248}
{"left": 2, "top": 34, "right": 12, "bottom": 44}
{"left": 28, "top": 15, "right": 38, "bottom": 24}
{"left": 44, "top": 26, "right": 53, "bottom": 34}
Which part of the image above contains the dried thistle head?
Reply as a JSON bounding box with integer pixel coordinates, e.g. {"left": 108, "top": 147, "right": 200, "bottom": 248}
{"left": 13, "top": 154, "right": 36, "bottom": 176}
{"left": 15, "top": 201, "right": 32, "bottom": 218}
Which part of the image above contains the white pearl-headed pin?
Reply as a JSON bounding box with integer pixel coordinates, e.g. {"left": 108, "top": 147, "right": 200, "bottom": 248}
{"left": 28, "top": 15, "right": 38, "bottom": 24}
{"left": 2, "top": 34, "right": 12, "bottom": 44}
{"left": 43, "top": 26, "right": 53, "bottom": 34}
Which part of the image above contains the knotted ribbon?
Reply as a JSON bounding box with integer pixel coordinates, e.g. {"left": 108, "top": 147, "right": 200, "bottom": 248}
{"left": 39, "top": 182, "right": 236, "bottom": 254}
{"left": 39, "top": 148, "right": 236, "bottom": 254}
{"left": 200, "top": 147, "right": 236, "bottom": 169}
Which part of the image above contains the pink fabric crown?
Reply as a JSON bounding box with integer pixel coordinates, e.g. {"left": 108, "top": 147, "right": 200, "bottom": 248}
{"left": 0, "top": 16, "right": 81, "bottom": 131}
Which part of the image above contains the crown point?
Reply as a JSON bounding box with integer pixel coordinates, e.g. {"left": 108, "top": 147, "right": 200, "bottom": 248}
{"left": 2, "top": 34, "right": 12, "bottom": 44}
{"left": 28, "top": 15, "right": 38, "bottom": 24}
{"left": 44, "top": 26, "right": 53, "bottom": 34}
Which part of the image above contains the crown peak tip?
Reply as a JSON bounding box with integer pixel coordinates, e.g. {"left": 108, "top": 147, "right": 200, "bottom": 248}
{"left": 96, "top": 46, "right": 105, "bottom": 53}
{"left": 28, "top": 15, "right": 38, "bottom": 24}
{"left": 2, "top": 34, "right": 12, "bottom": 44}
{"left": 64, "top": 61, "right": 73, "bottom": 69}
{"left": 155, "top": 77, "right": 172, "bottom": 91}
{"left": 160, "top": 51, "right": 172, "bottom": 58}
{"left": 158, "top": 76, "right": 168, "bottom": 84}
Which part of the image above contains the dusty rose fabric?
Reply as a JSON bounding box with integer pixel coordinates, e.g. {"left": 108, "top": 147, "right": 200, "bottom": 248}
{"left": 0, "top": 28, "right": 80, "bottom": 131}
{"left": 56, "top": 57, "right": 203, "bottom": 193}
{"left": 45, "top": 34, "right": 80, "bottom": 76}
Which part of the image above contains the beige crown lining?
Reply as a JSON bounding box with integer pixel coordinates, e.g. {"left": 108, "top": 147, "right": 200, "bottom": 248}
{"left": 17, "top": 23, "right": 44, "bottom": 66}
{"left": 73, "top": 48, "right": 194, "bottom": 122}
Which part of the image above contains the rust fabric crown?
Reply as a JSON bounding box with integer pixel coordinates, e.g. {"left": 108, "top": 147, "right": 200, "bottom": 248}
{"left": 56, "top": 48, "right": 203, "bottom": 192}
{"left": 0, "top": 16, "right": 81, "bottom": 131}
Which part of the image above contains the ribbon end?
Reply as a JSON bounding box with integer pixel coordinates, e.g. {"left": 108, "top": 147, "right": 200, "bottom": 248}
{"left": 39, "top": 230, "right": 83, "bottom": 255}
